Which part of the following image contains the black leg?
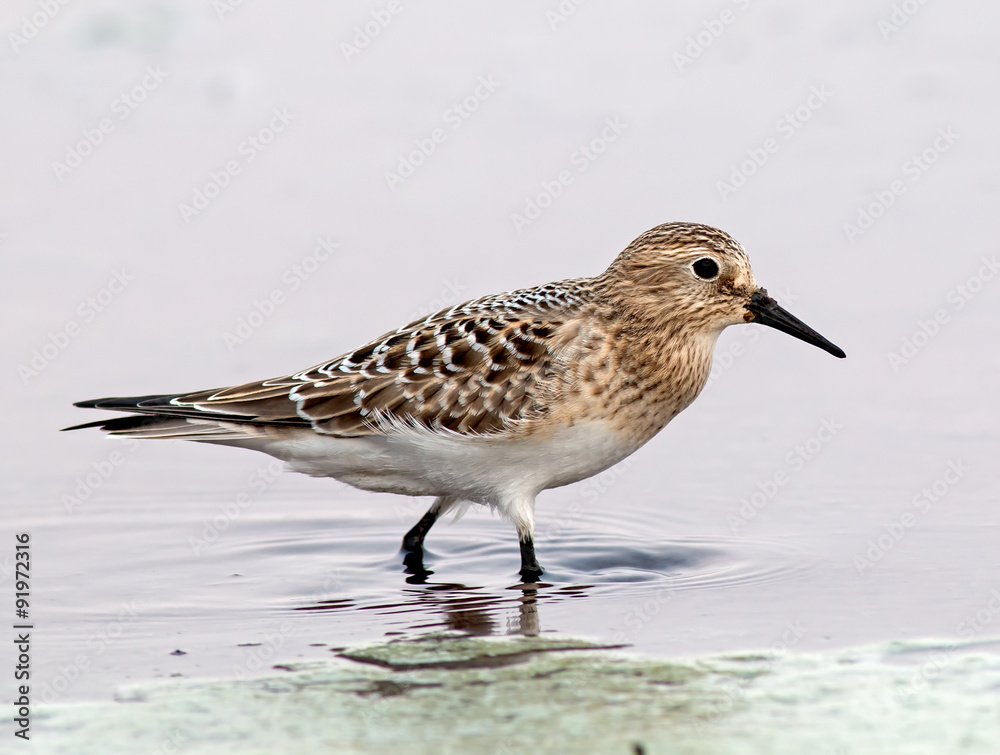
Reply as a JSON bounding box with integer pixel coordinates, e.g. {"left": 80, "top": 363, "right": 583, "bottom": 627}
{"left": 402, "top": 508, "right": 439, "bottom": 552}
{"left": 399, "top": 497, "right": 457, "bottom": 583}
{"left": 518, "top": 536, "right": 544, "bottom": 583}
{"left": 401, "top": 496, "right": 456, "bottom": 552}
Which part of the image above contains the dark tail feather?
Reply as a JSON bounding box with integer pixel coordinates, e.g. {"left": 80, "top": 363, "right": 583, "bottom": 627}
{"left": 62, "top": 415, "right": 169, "bottom": 433}
{"left": 69, "top": 391, "right": 309, "bottom": 441}
{"left": 73, "top": 394, "right": 178, "bottom": 411}
{"left": 65, "top": 394, "right": 190, "bottom": 434}
{"left": 62, "top": 412, "right": 251, "bottom": 441}
{"left": 71, "top": 393, "right": 309, "bottom": 427}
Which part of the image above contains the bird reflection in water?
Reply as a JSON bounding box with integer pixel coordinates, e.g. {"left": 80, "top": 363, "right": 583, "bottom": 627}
{"left": 295, "top": 548, "right": 592, "bottom": 639}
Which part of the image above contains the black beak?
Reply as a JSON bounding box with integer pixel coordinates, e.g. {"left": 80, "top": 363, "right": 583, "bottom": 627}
{"left": 745, "top": 289, "right": 846, "bottom": 359}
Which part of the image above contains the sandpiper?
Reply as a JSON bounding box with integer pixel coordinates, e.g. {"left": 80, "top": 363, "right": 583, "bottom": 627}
{"left": 67, "top": 222, "right": 845, "bottom": 582}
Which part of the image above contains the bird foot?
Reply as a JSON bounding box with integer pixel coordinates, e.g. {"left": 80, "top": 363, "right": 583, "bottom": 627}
{"left": 518, "top": 537, "right": 544, "bottom": 583}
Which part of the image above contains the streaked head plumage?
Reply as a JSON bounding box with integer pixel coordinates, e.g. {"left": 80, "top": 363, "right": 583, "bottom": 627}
{"left": 600, "top": 221, "right": 845, "bottom": 358}
{"left": 601, "top": 221, "right": 759, "bottom": 332}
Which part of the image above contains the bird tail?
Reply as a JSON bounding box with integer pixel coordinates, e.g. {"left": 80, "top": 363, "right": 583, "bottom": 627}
{"left": 64, "top": 395, "right": 259, "bottom": 442}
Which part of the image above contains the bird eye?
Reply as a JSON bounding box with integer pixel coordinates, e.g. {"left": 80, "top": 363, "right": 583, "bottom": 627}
{"left": 692, "top": 258, "right": 719, "bottom": 280}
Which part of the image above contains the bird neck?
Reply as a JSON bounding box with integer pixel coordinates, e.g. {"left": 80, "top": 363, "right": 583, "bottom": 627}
{"left": 577, "top": 285, "right": 721, "bottom": 444}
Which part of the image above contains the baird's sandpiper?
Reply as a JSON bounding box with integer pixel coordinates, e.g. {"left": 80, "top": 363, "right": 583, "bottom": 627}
{"left": 67, "top": 222, "right": 845, "bottom": 582}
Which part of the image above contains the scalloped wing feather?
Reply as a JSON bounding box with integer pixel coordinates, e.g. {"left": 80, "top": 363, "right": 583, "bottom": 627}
{"left": 158, "top": 280, "right": 593, "bottom": 437}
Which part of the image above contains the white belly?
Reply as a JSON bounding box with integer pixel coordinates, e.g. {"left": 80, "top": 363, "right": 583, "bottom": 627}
{"left": 251, "top": 420, "right": 639, "bottom": 506}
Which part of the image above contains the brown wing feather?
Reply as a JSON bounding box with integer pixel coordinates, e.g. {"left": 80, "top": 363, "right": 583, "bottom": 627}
{"left": 290, "top": 316, "right": 564, "bottom": 436}
{"left": 160, "top": 280, "right": 593, "bottom": 437}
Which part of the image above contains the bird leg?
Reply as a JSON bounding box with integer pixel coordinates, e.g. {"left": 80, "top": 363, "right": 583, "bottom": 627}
{"left": 402, "top": 509, "right": 438, "bottom": 551}
{"left": 401, "top": 495, "right": 456, "bottom": 551}
{"left": 510, "top": 495, "right": 544, "bottom": 582}
{"left": 518, "top": 536, "right": 544, "bottom": 583}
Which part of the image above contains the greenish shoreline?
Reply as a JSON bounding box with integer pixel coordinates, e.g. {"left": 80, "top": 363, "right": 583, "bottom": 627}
{"left": 32, "top": 633, "right": 1000, "bottom": 754}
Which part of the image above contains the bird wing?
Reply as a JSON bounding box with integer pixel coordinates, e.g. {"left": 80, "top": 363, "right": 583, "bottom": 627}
{"left": 73, "top": 280, "right": 592, "bottom": 438}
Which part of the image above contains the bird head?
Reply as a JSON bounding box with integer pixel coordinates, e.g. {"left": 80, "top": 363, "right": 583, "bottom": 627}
{"left": 604, "top": 222, "right": 846, "bottom": 358}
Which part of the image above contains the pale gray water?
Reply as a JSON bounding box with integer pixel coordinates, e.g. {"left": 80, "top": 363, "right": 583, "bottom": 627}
{"left": 1, "top": 0, "right": 999, "bottom": 725}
